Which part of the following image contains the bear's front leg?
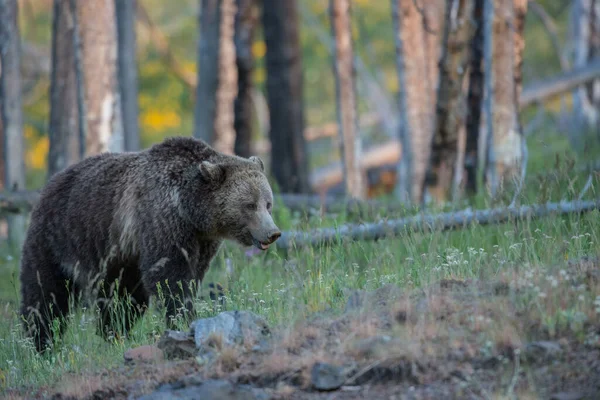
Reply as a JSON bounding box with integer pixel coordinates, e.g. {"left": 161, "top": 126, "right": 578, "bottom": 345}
{"left": 140, "top": 246, "right": 203, "bottom": 329}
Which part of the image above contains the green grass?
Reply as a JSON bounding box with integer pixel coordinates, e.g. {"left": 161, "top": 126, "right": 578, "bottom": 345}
{"left": 1, "top": 130, "right": 600, "bottom": 395}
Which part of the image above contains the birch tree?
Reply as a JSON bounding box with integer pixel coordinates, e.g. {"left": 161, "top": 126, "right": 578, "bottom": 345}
{"left": 329, "top": 0, "right": 365, "bottom": 199}
{"left": 75, "top": 0, "right": 124, "bottom": 156}
{"left": 0, "top": 0, "right": 26, "bottom": 249}
{"left": 262, "top": 0, "right": 310, "bottom": 193}
{"left": 484, "top": 0, "right": 528, "bottom": 197}
{"left": 116, "top": 0, "right": 140, "bottom": 152}
{"left": 195, "top": 0, "right": 238, "bottom": 155}
{"left": 425, "top": 0, "right": 475, "bottom": 204}
{"left": 48, "top": 0, "right": 81, "bottom": 178}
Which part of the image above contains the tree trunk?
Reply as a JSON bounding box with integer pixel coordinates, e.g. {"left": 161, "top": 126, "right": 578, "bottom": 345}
{"left": 262, "top": 0, "right": 310, "bottom": 193}
{"left": 0, "top": 0, "right": 27, "bottom": 249}
{"left": 391, "top": 0, "right": 438, "bottom": 204}
{"left": 571, "top": 0, "right": 600, "bottom": 152}
{"left": 48, "top": 0, "right": 81, "bottom": 179}
{"left": 115, "top": 0, "right": 140, "bottom": 152}
{"left": 329, "top": 0, "right": 366, "bottom": 199}
{"left": 76, "top": 0, "right": 124, "bottom": 156}
{"left": 425, "top": 0, "right": 475, "bottom": 204}
{"left": 233, "top": 0, "right": 257, "bottom": 158}
{"left": 465, "top": 0, "right": 485, "bottom": 196}
{"left": 484, "top": 0, "right": 527, "bottom": 196}
{"left": 195, "top": 0, "right": 237, "bottom": 155}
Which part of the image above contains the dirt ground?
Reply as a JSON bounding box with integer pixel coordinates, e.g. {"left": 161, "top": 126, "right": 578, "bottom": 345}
{"left": 5, "top": 257, "right": 600, "bottom": 400}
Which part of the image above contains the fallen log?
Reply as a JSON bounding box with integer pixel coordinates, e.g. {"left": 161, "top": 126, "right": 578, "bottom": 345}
{"left": 308, "top": 61, "right": 600, "bottom": 192}
{"left": 519, "top": 59, "right": 600, "bottom": 108}
{"left": 0, "top": 191, "right": 40, "bottom": 216}
{"left": 277, "top": 198, "right": 600, "bottom": 249}
{"left": 310, "top": 141, "right": 401, "bottom": 194}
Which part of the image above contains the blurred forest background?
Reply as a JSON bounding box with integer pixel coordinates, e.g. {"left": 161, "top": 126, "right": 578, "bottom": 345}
{"left": 1, "top": 0, "right": 600, "bottom": 248}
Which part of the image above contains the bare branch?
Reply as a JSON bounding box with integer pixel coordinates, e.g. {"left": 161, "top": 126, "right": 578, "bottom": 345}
{"left": 528, "top": 0, "right": 570, "bottom": 70}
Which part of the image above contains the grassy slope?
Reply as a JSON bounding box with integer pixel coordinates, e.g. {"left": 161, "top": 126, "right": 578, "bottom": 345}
{"left": 1, "top": 128, "right": 599, "bottom": 397}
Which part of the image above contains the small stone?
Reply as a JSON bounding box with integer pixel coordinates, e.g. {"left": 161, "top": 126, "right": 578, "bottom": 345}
{"left": 157, "top": 330, "right": 197, "bottom": 360}
{"left": 522, "top": 341, "right": 562, "bottom": 362}
{"left": 123, "top": 345, "right": 164, "bottom": 364}
{"left": 311, "top": 362, "right": 346, "bottom": 391}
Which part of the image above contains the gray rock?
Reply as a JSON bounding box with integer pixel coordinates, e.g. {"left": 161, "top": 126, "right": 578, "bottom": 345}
{"left": 522, "top": 341, "right": 562, "bottom": 362}
{"left": 136, "top": 379, "right": 271, "bottom": 400}
{"left": 156, "top": 330, "right": 197, "bottom": 360}
{"left": 191, "top": 311, "right": 270, "bottom": 351}
{"left": 311, "top": 362, "right": 346, "bottom": 391}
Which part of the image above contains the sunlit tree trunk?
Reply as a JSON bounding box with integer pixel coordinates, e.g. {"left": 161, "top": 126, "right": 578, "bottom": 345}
{"left": 233, "top": 0, "right": 257, "bottom": 158}
{"left": 48, "top": 0, "right": 81, "bottom": 178}
{"left": 0, "top": 0, "right": 27, "bottom": 249}
{"left": 262, "top": 0, "right": 310, "bottom": 193}
{"left": 391, "top": 0, "right": 438, "bottom": 204}
{"left": 329, "top": 0, "right": 366, "bottom": 199}
{"left": 484, "top": 0, "right": 528, "bottom": 196}
{"left": 195, "top": 0, "right": 237, "bottom": 155}
{"left": 116, "top": 0, "right": 140, "bottom": 152}
{"left": 465, "top": 0, "right": 485, "bottom": 195}
{"left": 76, "top": 0, "right": 124, "bottom": 156}
{"left": 425, "top": 0, "right": 475, "bottom": 204}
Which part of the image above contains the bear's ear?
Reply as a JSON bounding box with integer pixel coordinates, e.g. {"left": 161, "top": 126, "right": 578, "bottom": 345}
{"left": 249, "top": 156, "right": 264, "bottom": 172}
{"left": 198, "top": 161, "right": 226, "bottom": 184}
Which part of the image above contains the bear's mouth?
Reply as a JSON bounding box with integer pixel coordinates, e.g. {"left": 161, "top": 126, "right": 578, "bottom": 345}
{"left": 252, "top": 238, "right": 271, "bottom": 251}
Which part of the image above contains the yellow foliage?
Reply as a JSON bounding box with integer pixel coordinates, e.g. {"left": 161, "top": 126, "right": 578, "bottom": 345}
{"left": 354, "top": 0, "right": 369, "bottom": 5}
{"left": 254, "top": 66, "right": 266, "bottom": 85}
{"left": 141, "top": 109, "right": 182, "bottom": 131}
{"left": 252, "top": 40, "right": 266, "bottom": 59}
{"left": 26, "top": 134, "right": 49, "bottom": 170}
{"left": 386, "top": 72, "right": 398, "bottom": 92}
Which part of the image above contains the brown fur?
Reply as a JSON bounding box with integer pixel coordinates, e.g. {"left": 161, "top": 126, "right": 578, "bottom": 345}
{"left": 19, "top": 136, "right": 281, "bottom": 352}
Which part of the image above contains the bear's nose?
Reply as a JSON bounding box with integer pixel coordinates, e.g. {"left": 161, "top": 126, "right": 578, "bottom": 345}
{"left": 268, "top": 231, "right": 281, "bottom": 243}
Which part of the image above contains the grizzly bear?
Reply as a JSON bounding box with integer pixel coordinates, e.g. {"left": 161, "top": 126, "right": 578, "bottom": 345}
{"left": 19, "top": 136, "right": 281, "bottom": 352}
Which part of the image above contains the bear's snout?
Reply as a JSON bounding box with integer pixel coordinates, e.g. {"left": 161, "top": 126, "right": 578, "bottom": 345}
{"left": 267, "top": 230, "right": 281, "bottom": 243}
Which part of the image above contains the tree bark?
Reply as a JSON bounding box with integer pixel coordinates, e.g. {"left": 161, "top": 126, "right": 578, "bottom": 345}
{"left": 48, "top": 0, "right": 81, "bottom": 179}
{"left": 277, "top": 198, "right": 600, "bottom": 250}
{"left": 465, "top": 0, "right": 484, "bottom": 195}
{"left": 571, "top": 0, "right": 600, "bottom": 151}
{"left": 76, "top": 0, "right": 124, "bottom": 156}
{"left": 233, "top": 0, "right": 257, "bottom": 158}
{"left": 195, "top": 0, "right": 237, "bottom": 155}
{"left": 425, "top": 0, "right": 475, "bottom": 204}
{"left": 0, "top": 0, "right": 26, "bottom": 249}
{"left": 391, "top": 0, "right": 438, "bottom": 204}
{"left": 115, "top": 0, "right": 140, "bottom": 152}
{"left": 262, "top": 0, "right": 310, "bottom": 193}
{"left": 484, "top": 0, "right": 527, "bottom": 196}
{"left": 329, "top": 0, "right": 366, "bottom": 199}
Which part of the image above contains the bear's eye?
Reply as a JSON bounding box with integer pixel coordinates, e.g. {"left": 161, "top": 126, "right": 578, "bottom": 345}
{"left": 244, "top": 203, "right": 257, "bottom": 212}
{"left": 266, "top": 202, "right": 272, "bottom": 210}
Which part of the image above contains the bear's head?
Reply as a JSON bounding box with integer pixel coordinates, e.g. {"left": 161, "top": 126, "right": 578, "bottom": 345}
{"left": 182, "top": 155, "right": 281, "bottom": 251}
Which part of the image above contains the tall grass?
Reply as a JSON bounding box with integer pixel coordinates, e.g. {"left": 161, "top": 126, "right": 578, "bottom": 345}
{"left": 1, "top": 139, "right": 599, "bottom": 394}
